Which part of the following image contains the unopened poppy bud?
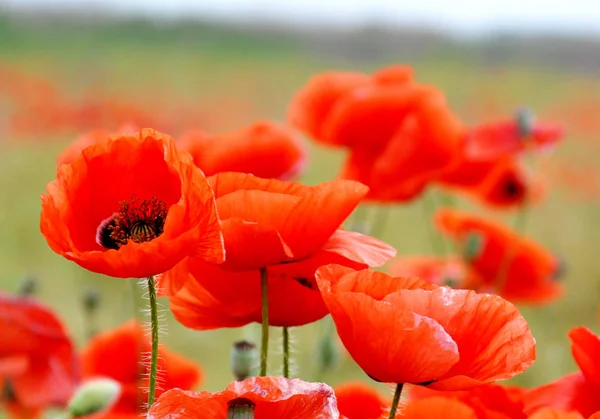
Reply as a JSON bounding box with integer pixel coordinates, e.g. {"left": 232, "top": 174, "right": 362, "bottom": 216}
{"left": 18, "top": 276, "right": 38, "bottom": 296}
{"left": 552, "top": 255, "right": 566, "bottom": 280}
{"left": 83, "top": 287, "right": 100, "bottom": 312}
{"left": 230, "top": 341, "right": 258, "bottom": 381}
{"left": 463, "top": 232, "right": 485, "bottom": 262}
{"left": 67, "top": 378, "right": 121, "bottom": 417}
{"left": 515, "top": 108, "right": 534, "bottom": 138}
{"left": 227, "top": 397, "right": 255, "bottom": 419}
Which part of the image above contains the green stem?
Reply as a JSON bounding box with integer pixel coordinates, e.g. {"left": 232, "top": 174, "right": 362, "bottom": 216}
{"left": 422, "top": 191, "right": 444, "bottom": 255}
{"left": 388, "top": 383, "right": 404, "bottom": 419}
{"left": 146, "top": 276, "right": 159, "bottom": 408}
{"left": 370, "top": 205, "right": 391, "bottom": 239}
{"left": 260, "top": 267, "right": 269, "bottom": 376}
{"left": 283, "top": 326, "right": 290, "bottom": 378}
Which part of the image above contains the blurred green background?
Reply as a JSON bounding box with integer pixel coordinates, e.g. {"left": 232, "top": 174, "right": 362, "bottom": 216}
{"left": 1, "top": 9, "right": 600, "bottom": 413}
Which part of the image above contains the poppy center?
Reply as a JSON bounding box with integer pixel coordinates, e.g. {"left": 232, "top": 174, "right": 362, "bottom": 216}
{"left": 503, "top": 179, "right": 523, "bottom": 198}
{"left": 227, "top": 397, "right": 255, "bottom": 419}
{"left": 96, "top": 196, "right": 168, "bottom": 250}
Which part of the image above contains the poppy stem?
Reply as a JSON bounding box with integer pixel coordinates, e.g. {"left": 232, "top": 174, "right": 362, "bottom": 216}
{"left": 422, "top": 190, "right": 448, "bottom": 255}
{"left": 370, "top": 205, "right": 391, "bottom": 239}
{"left": 283, "top": 326, "right": 290, "bottom": 378}
{"left": 146, "top": 275, "right": 159, "bottom": 408}
{"left": 260, "top": 267, "right": 269, "bottom": 376}
{"left": 388, "top": 383, "right": 404, "bottom": 419}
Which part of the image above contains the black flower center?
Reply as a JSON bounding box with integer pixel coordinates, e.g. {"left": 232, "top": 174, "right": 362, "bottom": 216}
{"left": 503, "top": 179, "right": 523, "bottom": 199}
{"left": 96, "top": 196, "right": 168, "bottom": 250}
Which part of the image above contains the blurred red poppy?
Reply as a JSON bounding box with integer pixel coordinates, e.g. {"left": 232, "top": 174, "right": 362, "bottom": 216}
{"left": 528, "top": 408, "right": 585, "bottom": 419}
{"left": 465, "top": 111, "right": 564, "bottom": 160}
{"left": 179, "top": 121, "right": 307, "bottom": 180}
{"left": 409, "top": 382, "right": 527, "bottom": 418}
{"left": 41, "top": 128, "right": 224, "bottom": 278}
{"left": 147, "top": 376, "right": 338, "bottom": 418}
{"left": 288, "top": 66, "right": 463, "bottom": 202}
{"left": 81, "top": 320, "right": 202, "bottom": 415}
{"left": 0, "top": 293, "right": 78, "bottom": 415}
{"left": 402, "top": 397, "right": 477, "bottom": 419}
{"left": 388, "top": 255, "right": 470, "bottom": 288}
{"left": 316, "top": 265, "right": 535, "bottom": 391}
{"left": 56, "top": 123, "right": 138, "bottom": 166}
{"left": 526, "top": 327, "right": 600, "bottom": 417}
{"left": 334, "top": 381, "right": 388, "bottom": 419}
{"left": 435, "top": 209, "right": 563, "bottom": 304}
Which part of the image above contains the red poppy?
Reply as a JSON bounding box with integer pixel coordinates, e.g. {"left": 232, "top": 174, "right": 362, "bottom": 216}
{"left": 81, "top": 320, "right": 202, "bottom": 415}
{"left": 525, "top": 327, "right": 600, "bottom": 417}
{"left": 0, "top": 293, "right": 78, "bottom": 415}
{"left": 409, "top": 383, "right": 527, "bottom": 419}
{"left": 179, "top": 121, "right": 307, "bottom": 180}
{"left": 402, "top": 397, "right": 477, "bottom": 419}
{"left": 288, "top": 66, "right": 463, "bottom": 202}
{"left": 465, "top": 112, "right": 564, "bottom": 160}
{"left": 387, "top": 255, "right": 471, "bottom": 288}
{"left": 161, "top": 226, "right": 395, "bottom": 329}
{"left": 438, "top": 156, "right": 543, "bottom": 209}
{"left": 56, "top": 123, "right": 138, "bottom": 166}
{"left": 41, "top": 128, "right": 224, "bottom": 278}
{"left": 315, "top": 265, "right": 535, "bottom": 391}
{"left": 147, "top": 376, "right": 338, "bottom": 418}
{"left": 334, "top": 382, "right": 388, "bottom": 419}
{"left": 528, "top": 408, "right": 585, "bottom": 419}
{"left": 435, "top": 209, "right": 563, "bottom": 304}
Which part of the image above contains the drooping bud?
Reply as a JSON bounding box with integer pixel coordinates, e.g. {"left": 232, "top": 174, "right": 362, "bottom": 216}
{"left": 515, "top": 108, "right": 535, "bottom": 138}
{"left": 230, "top": 341, "right": 258, "bottom": 381}
{"left": 462, "top": 231, "right": 485, "bottom": 262}
{"left": 18, "top": 275, "right": 38, "bottom": 296}
{"left": 67, "top": 378, "right": 121, "bottom": 417}
{"left": 227, "top": 397, "right": 255, "bottom": 419}
{"left": 83, "top": 287, "right": 100, "bottom": 312}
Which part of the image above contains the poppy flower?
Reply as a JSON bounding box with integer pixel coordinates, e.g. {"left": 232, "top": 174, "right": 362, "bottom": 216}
{"left": 438, "top": 156, "right": 543, "bottom": 209}
{"left": 147, "top": 376, "right": 338, "bottom": 418}
{"left": 435, "top": 209, "right": 563, "bottom": 304}
{"left": 401, "top": 397, "right": 478, "bottom": 419}
{"left": 40, "top": 128, "right": 224, "bottom": 278}
{"left": 81, "top": 320, "right": 202, "bottom": 415}
{"left": 387, "top": 255, "right": 471, "bottom": 288}
{"left": 179, "top": 121, "right": 307, "bottom": 180}
{"left": 409, "top": 383, "right": 527, "bottom": 419}
{"left": 0, "top": 293, "right": 78, "bottom": 414}
{"left": 315, "top": 265, "right": 535, "bottom": 391}
{"left": 288, "top": 66, "right": 464, "bottom": 202}
{"left": 528, "top": 408, "right": 585, "bottom": 419}
{"left": 525, "top": 327, "right": 600, "bottom": 417}
{"left": 334, "top": 381, "right": 388, "bottom": 419}
{"left": 56, "top": 123, "right": 138, "bottom": 166}
{"left": 465, "top": 110, "right": 564, "bottom": 160}
{"left": 162, "top": 227, "right": 396, "bottom": 329}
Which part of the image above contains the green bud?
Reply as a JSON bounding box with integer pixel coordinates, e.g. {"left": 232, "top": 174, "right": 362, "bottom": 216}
{"left": 515, "top": 108, "right": 535, "bottom": 138}
{"left": 18, "top": 275, "right": 38, "bottom": 296}
{"left": 230, "top": 341, "right": 258, "bottom": 381}
{"left": 463, "top": 231, "right": 485, "bottom": 262}
{"left": 227, "top": 397, "right": 255, "bottom": 419}
{"left": 68, "top": 378, "right": 121, "bottom": 417}
{"left": 83, "top": 287, "right": 100, "bottom": 312}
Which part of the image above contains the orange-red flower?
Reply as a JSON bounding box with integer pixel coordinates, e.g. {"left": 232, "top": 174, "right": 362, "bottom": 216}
{"left": 465, "top": 112, "right": 564, "bottom": 160}
{"left": 41, "top": 128, "right": 224, "bottom": 278}
{"left": 526, "top": 327, "right": 600, "bottom": 417}
{"left": 147, "top": 377, "right": 338, "bottom": 418}
{"left": 179, "top": 121, "right": 307, "bottom": 180}
{"left": 388, "top": 255, "right": 470, "bottom": 288}
{"left": 402, "top": 397, "right": 477, "bottom": 419}
{"left": 288, "top": 66, "right": 464, "bottom": 202}
{"left": 0, "top": 293, "right": 78, "bottom": 415}
{"left": 528, "top": 408, "right": 586, "bottom": 419}
{"left": 56, "top": 124, "right": 138, "bottom": 166}
{"left": 435, "top": 209, "right": 563, "bottom": 304}
{"left": 334, "top": 382, "right": 388, "bottom": 419}
{"left": 81, "top": 320, "right": 202, "bottom": 415}
{"left": 160, "top": 174, "right": 396, "bottom": 329}
{"left": 315, "top": 265, "right": 535, "bottom": 391}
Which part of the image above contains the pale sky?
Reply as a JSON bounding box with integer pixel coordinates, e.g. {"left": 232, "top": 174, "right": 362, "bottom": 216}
{"left": 4, "top": 0, "right": 600, "bottom": 37}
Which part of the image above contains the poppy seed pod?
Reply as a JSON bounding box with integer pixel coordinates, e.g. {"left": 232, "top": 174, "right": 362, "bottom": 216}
{"left": 515, "top": 108, "right": 535, "bottom": 138}
{"left": 67, "top": 378, "right": 121, "bottom": 417}
{"left": 230, "top": 341, "right": 258, "bottom": 381}
{"left": 227, "top": 398, "right": 256, "bottom": 419}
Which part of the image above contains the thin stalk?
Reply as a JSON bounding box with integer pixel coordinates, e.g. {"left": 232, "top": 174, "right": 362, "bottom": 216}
{"left": 260, "top": 267, "right": 269, "bottom": 376}
{"left": 283, "top": 326, "right": 290, "bottom": 378}
{"left": 388, "top": 383, "right": 404, "bottom": 419}
{"left": 370, "top": 205, "right": 391, "bottom": 239}
{"left": 422, "top": 191, "right": 445, "bottom": 255}
{"left": 146, "top": 276, "right": 159, "bottom": 408}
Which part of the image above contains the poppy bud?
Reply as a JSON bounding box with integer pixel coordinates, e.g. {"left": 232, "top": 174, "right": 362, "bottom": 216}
{"left": 67, "top": 378, "right": 121, "bottom": 417}
{"left": 552, "top": 255, "right": 566, "bottom": 280}
{"left": 83, "top": 287, "right": 100, "bottom": 312}
{"left": 515, "top": 108, "right": 534, "bottom": 138}
{"left": 18, "top": 275, "right": 38, "bottom": 296}
{"left": 227, "top": 397, "right": 255, "bottom": 419}
{"left": 230, "top": 341, "right": 258, "bottom": 381}
{"left": 463, "top": 232, "right": 485, "bottom": 262}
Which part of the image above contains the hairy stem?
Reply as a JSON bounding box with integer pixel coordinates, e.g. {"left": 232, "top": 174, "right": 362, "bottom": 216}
{"left": 283, "top": 326, "right": 290, "bottom": 378}
{"left": 260, "top": 267, "right": 269, "bottom": 376}
{"left": 388, "top": 383, "right": 404, "bottom": 419}
{"left": 146, "top": 276, "right": 159, "bottom": 408}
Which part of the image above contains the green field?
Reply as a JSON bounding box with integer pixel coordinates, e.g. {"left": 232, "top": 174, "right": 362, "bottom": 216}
{"left": 1, "top": 14, "right": 599, "bottom": 407}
